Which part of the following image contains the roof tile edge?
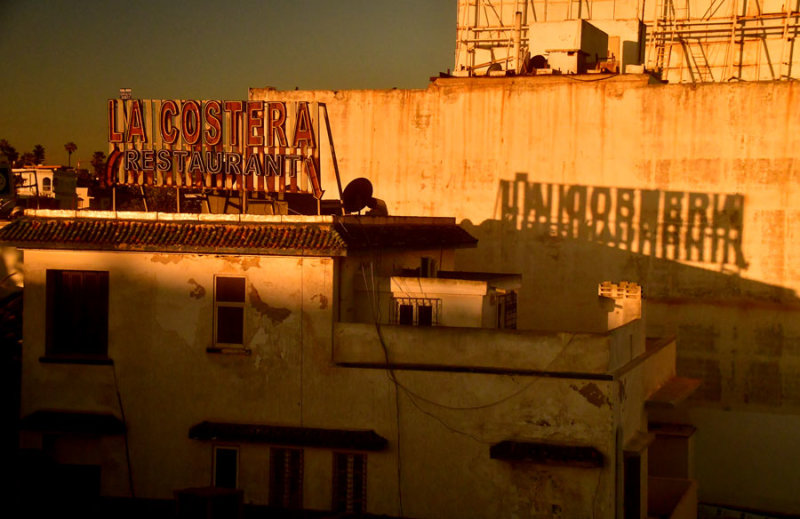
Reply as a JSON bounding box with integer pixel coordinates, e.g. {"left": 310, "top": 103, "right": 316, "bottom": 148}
{"left": 336, "top": 215, "right": 457, "bottom": 225}
{"left": 23, "top": 209, "right": 335, "bottom": 225}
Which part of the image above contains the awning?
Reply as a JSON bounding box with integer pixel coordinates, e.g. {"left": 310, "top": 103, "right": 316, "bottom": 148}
{"left": 646, "top": 377, "right": 702, "bottom": 409}
{"left": 490, "top": 440, "right": 604, "bottom": 468}
{"left": 188, "top": 421, "right": 388, "bottom": 451}
{"left": 20, "top": 410, "right": 125, "bottom": 435}
{"left": 624, "top": 431, "right": 655, "bottom": 454}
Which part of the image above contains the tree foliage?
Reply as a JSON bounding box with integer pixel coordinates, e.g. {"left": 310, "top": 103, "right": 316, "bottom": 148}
{"left": 32, "top": 144, "right": 45, "bottom": 165}
{"left": 64, "top": 141, "right": 77, "bottom": 167}
{"left": 19, "top": 152, "right": 35, "bottom": 166}
{"left": 0, "top": 139, "right": 18, "bottom": 165}
{"left": 90, "top": 151, "right": 106, "bottom": 180}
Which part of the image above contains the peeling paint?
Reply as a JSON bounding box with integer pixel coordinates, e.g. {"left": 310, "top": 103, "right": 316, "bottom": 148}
{"left": 311, "top": 293, "right": 328, "bottom": 309}
{"left": 187, "top": 279, "right": 205, "bottom": 299}
{"left": 223, "top": 256, "right": 261, "bottom": 271}
{"left": 525, "top": 418, "right": 551, "bottom": 427}
{"left": 150, "top": 254, "right": 182, "bottom": 264}
{"left": 572, "top": 382, "right": 608, "bottom": 408}
{"left": 249, "top": 285, "right": 291, "bottom": 325}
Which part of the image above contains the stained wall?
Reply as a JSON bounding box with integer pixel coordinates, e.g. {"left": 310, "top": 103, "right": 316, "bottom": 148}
{"left": 252, "top": 76, "right": 800, "bottom": 513}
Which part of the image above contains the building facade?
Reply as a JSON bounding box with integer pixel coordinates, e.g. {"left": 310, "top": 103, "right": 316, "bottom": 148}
{"left": 250, "top": 73, "right": 800, "bottom": 515}
{"left": 3, "top": 209, "right": 692, "bottom": 518}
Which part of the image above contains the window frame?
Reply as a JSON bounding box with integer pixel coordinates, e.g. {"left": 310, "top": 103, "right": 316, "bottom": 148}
{"left": 496, "top": 291, "right": 518, "bottom": 330}
{"left": 45, "top": 269, "right": 109, "bottom": 360}
{"left": 212, "top": 445, "right": 239, "bottom": 489}
{"left": 213, "top": 275, "right": 246, "bottom": 347}
{"left": 331, "top": 452, "right": 367, "bottom": 514}
{"left": 269, "top": 447, "right": 304, "bottom": 509}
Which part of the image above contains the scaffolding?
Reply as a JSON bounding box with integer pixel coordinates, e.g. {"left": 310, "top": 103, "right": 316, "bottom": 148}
{"left": 454, "top": 0, "right": 535, "bottom": 76}
{"left": 647, "top": 0, "right": 800, "bottom": 82}
{"left": 453, "top": 0, "right": 800, "bottom": 82}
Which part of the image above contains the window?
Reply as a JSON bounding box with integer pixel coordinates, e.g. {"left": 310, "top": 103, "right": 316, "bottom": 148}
{"left": 214, "top": 276, "right": 245, "bottom": 346}
{"left": 332, "top": 453, "right": 366, "bottom": 514}
{"left": 392, "top": 297, "right": 440, "bottom": 326}
{"left": 269, "top": 448, "right": 303, "bottom": 509}
{"left": 213, "top": 446, "right": 238, "bottom": 489}
{"left": 496, "top": 291, "right": 517, "bottom": 329}
{"left": 42, "top": 176, "right": 51, "bottom": 192}
{"left": 46, "top": 270, "right": 109, "bottom": 357}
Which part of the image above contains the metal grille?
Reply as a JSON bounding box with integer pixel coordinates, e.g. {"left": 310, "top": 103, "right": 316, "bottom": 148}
{"left": 332, "top": 453, "right": 366, "bottom": 514}
{"left": 497, "top": 291, "right": 517, "bottom": 329}
{"left": 391, "top": 298, "right": 441, "bottom": 326}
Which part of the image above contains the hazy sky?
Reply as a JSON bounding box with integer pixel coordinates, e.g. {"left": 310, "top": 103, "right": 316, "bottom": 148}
{"left": 0, "top": 0, "right": 454, "bottom": 167}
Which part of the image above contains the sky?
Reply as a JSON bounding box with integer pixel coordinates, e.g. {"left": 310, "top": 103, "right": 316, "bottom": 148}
{"left": 0, "top": 0, "right": 455, "bottom": 168}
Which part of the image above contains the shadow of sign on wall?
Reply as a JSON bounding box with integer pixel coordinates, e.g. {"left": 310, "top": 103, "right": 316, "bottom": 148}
{"left": 499, "top": 173, "right": 746, "bottom": 268}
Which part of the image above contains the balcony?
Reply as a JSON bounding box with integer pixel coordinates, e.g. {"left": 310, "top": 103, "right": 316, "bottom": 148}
{"left": 333, "top": 321, "right": 643, "bottom": 375}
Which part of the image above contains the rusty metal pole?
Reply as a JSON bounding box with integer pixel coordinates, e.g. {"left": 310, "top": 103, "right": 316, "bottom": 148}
{"left": 513, "top": 11, "right": 522, "bottom": 73}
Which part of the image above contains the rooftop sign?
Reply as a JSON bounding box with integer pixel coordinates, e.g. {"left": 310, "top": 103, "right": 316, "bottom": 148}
{"left": 107, "top": 99, "right": 322, "bottom": 197}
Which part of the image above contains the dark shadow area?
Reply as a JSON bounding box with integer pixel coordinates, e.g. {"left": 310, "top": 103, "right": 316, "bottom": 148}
{"left": 455, "top": 174, "right": 800, "bottom": 408}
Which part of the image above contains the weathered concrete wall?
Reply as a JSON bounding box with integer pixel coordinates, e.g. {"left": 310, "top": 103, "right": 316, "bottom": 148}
{"left": 21, "top": 249, "right": 319, "bottom": 498}
{"left": 252, "top": 76, "right": 800, "bottom": 513}
{"left": 334, "top": 321, "right": 616, "bottom": 373}
{"left": 20, "top": 247, "right": 626, "bottom": 518}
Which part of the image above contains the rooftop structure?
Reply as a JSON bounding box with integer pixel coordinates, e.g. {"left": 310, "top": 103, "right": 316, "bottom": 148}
{"left": 454, "top": 0, "right": 800, "bottom": 82}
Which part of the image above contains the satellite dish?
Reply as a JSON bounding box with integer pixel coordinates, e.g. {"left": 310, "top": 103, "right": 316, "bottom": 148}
{"left": 487, "top": 63, "right": 503, "bottom": 74}
{"left": 342, "top": 178, "right": 373, "bottom": 213}
{"left": 531, "top": 55, "right": 548, "bottom": 69}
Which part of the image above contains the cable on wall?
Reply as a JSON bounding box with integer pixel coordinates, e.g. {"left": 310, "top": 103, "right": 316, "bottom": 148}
{"left": 111, "top": 362, "right": 135, "bottom": 498}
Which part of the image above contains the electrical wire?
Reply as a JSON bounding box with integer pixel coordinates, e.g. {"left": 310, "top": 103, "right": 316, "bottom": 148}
{"left": 346, "top": 214, "right": 609, "bottom": 513}
{"left": 562, "top": 73, "right": 619, "bottom": 82}
{"left": 0, "top": 271, "right": 19, "bottom": 284}
{"left": 354, "top": 243, "right": 403, "bottom": 516}
{"left": 111, "top": 362, "right": 135, "bottom": 498}
{"left": 361, "top": 262, "right": 557, "bottom": 416}
{"left": 351, "top": 218, "right": 568, "bottom": 511}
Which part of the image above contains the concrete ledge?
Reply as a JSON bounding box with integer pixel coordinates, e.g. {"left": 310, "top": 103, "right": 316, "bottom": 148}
{"left": 333, "top": 322, "right": 612, "bottom": 374}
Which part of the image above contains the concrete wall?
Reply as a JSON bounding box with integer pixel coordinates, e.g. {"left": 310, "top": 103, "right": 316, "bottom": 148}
{"left": 251, "top": 75, "right": 800, "bottom": 513}
{"left": 21, "top": 249, "right": 327, "bottom": 499}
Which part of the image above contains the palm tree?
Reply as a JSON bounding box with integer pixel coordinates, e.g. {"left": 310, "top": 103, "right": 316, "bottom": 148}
{"left": 32, "top": 144, "right": 45, "bottom": 165}
{"left": 64, "top": 142, "right": 77, "bottom": 167}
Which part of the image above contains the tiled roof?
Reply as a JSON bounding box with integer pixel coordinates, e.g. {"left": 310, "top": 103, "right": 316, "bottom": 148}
{"left": 0, "top": 215, "right": 348, "bottom": 256}
{"left": 0, "top": 212, "right": 478, "bottom": 256}
{"left": 335, "top": 216, "right": 478, "bottom": 250}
